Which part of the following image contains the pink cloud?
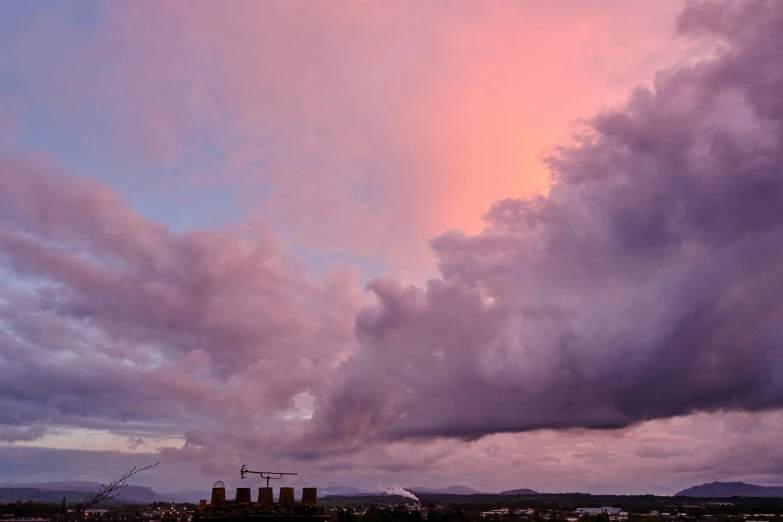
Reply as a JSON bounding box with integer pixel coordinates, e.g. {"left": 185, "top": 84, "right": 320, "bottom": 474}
{"left": 0, "top": 152, "right": 362, "bottom": 439}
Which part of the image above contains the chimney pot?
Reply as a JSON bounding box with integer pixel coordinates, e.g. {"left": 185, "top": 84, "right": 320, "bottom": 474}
{"left": 236, "top": 488, "right": 252, "bottom": 503}
{"left": 210, "top": 482, "right": 226, "bottom": 506}
{"left": 279, "top": 487, "right": 295, "bottom": 507}
{"left": 258, "top": 488, "right": 273, "bottom": 505}
{"left": 302, "top": 488, "right": 318, "bottom": 506}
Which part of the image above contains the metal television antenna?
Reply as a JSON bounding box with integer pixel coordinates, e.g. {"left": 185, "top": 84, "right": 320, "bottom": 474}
{"left": 239, "top": 465, "right": 298, "bottom": 488}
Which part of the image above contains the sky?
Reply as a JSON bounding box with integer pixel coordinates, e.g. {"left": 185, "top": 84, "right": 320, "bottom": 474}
{"left": 2, "top": 0, "right": 783, "bottom": 496}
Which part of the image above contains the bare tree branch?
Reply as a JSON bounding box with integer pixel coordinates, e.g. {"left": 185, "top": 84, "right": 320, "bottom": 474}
{"left": 85, "top": 462, "right": 159, "bottom": 509}
{"left": 62, "top": 462, "right": 158, "bottom": 521}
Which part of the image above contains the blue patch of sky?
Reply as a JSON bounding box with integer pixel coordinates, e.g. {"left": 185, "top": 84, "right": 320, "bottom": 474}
{"left": 0, "top": 2, "right": 254, "bottom": 234}
{"left": 1, "top": 1, "right": 103, "bottom": 35}
{"left": 7, "top": 93, "right": 253, "bottom": 233}
{"left": 10, "top": 99, "right": 251, "bottom": 233}
{"left": 1, "top": 266, "right": 50, "bottom": 296}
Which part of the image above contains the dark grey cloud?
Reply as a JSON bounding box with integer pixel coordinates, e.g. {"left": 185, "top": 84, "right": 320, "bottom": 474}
{"left": 309, "top": 0, "right": 783, "bottom": 445}
{"left": 127, "top": 438, "right": 148, "bottom": 450}
{"left": 0, "top": 426, "right": 47, "bottom": 443}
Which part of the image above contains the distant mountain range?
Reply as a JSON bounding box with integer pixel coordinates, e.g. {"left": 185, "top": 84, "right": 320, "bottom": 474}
{"left": 500, "top": 488, "right": 539, "bottom": 495}
{"left": 0, "top": 481, "right": 210, "bottom": 505}
{"left": 409, "top": 486, "right": 484, "bottom": 495}
{"left": 7, "top": 480, "right": 783, "bottom": 503}
{"left": 675, "top": 482, "right": 783, "bottom": 498}
{"left": 0, "top": 488, "right": 96, "bottom": 505}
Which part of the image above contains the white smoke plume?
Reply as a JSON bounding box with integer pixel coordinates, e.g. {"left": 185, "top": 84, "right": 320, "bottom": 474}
{"left": 375, "top": 486, "right": 419, "bottom": 502}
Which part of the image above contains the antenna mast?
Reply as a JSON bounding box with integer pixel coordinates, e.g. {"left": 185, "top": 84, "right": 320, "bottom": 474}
{"left": 239, "top": 465, "right": 298, "bottom": 488}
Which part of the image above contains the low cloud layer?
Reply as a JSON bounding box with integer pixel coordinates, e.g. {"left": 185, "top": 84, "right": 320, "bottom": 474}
{"left": 5, "top": 411, "right": 783, "bottom": 495}
{"left": 311, "top": 0, "right": 783, "bottom": 444}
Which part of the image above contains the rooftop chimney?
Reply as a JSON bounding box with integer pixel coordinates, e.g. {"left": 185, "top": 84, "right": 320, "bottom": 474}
{"left": 210, "top": 481, "right": 226, "bottom": 506}
{"left": 258, "top": 488, "right": 273, "bottom": 505}
{"left": 236, "top": 488, "right": 251, "bottom": 503}
{"left": 302, "top": 488, "right": 318, "bottom": 506}
{"left": 279, "top": 487, "right": 294, "bottom": 507}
